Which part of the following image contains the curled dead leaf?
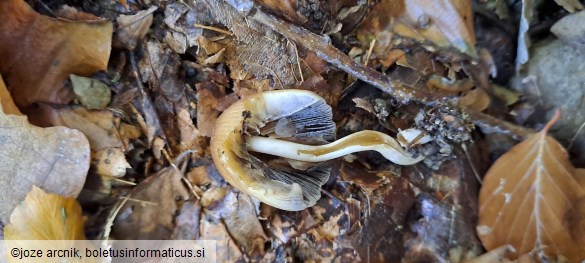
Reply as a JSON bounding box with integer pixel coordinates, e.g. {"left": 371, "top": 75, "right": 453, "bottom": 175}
{"left": 0, "top": 0, "right": 112, "bottom": 108}
{"left": 115, "top": 6, "right": 157, "bottom": 50}
{"left": 199, "top": 210, "right": 244, "bottom": 262}
{"left": 206, "top": 189, "right": 268, "bottom": 259}
{"left": 478, "top": 111, "right": 585, "bottom": 261}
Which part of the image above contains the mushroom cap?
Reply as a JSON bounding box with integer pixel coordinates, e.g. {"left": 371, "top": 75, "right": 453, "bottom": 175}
{"left": 210, "top": 89, "right": 332, "bottom": 211}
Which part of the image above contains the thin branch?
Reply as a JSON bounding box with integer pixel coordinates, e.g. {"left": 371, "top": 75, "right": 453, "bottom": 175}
{"left": 248, "top": 8, "right": 536, "bottom": 139}
{"left": 194, "top": 23, "right": 234, "bottom": 35}
{"left": 364, "top": 39, "right": 376, "bottom": 67}
{"left": 249, "top": 9, "right": 447, "bottom": 105}
{"left": 464, "top": 108, "right": 535, "bottom": 139}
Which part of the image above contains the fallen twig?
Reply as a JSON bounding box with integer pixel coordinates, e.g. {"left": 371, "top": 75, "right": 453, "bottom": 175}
{"left": 250, "top": 9, "right": 445, "bottom": 105}
{"left": 248, "top": 8, "right": 535, "bottom": 139}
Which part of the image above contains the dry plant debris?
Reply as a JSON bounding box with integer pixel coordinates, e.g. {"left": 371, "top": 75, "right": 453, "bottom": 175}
{"left": 115, "top": 6, "right": 157, "bottom": 50}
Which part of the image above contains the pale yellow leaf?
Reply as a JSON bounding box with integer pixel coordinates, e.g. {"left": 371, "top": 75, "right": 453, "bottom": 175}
{"left": 4, "top": 186, "right": 86, "bottom": 240}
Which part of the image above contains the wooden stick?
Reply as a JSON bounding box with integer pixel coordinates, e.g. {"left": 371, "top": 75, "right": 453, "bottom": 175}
{"left": 249, "top": 9, "right": 448, "bottom": 105}
{"left": 248, "top": 8, "right": 535, "bottom": 139}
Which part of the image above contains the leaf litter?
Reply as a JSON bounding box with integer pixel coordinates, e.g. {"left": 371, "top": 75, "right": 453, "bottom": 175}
{"left": 0, "top": 0, "right": 584, "bottom": 262}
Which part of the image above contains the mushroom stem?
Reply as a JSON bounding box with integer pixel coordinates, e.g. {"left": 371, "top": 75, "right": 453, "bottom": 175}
{"left": 246, "top": 130, "right": 424, "bottom": 165}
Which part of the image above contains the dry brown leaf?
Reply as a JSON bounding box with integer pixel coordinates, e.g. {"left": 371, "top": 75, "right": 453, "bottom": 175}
{"left": 198, "top": 36, "right": 226, "bottom": 55}
{"left": 204, "top": 0, "right": 298, "bottom": 88}
{"left": 138, "top": 41, "right": 186, "bottom": 102}
{"left": 0, "top": 0, "right": 112, "bottom": 108}
{"left": 568, "top": 195, "right": 585, "bottom": 249}
{"left": 478, "top": 112, "right": 585, "bottom": 261}
{"left": 172, "top": 200, "right": 201, "bottom": 240}
{"left": 380, "top": 48, "right": 407, "bottom": 68}
{"left": 187, "top": 166, "right": 212, "bottom": 188}
{"left": 112, "top": 167, "right": 190, "bottom": 240}
{"left": 257, "top": 0, "right": 307, "bottom": 23}
{"left": 0, "top": 105, "right": 90, "bottom": 225}
{"left": 163, "top": 2, "right": 209, "bottom": 53}
{"left": 200, "top": 187, "right": 229, "bottom": 208}
{"left": 576, "top": 168, "right": 585, "bottom": 188}
{"left": 176, "top": 107, "right": 205, "bottom": 154}
{"left": 196, "top": 82, "right": 225, "bottom": 137}
{"left": 46, "top": 106, "right": 123, "bottom": 151}
{"left": 207, "top": 189, "right": 268, "bottom": 259}
{"left": 116, "top": 6, "right": 157, "bottom": 50}
{"left": 55, "top": 5, "right": 101, "bottom": 20}
{"left": 4, "top": 186, "right": 86, "bottom": 240}
{"left": 0, "top": 74, "right": 21, "bottom": 115}
{"left": 567, "top": 169, "right": 585, "bottom": 247}
{"left": 199, "top": 211, "right": 244, "bottom": 262}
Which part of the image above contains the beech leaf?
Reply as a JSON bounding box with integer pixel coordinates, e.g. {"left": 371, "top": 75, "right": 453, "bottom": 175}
{"left": 477, "top": 111, "right": 585, "bottom": 261}
{"left": 4, "top": 186, "right": 86, "bottom": 240}
{"left": 0, "top": 104, "right": 90, "bottom": 225}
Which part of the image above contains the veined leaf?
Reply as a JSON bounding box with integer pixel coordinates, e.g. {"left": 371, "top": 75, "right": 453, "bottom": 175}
{"left": 477, "top": 111, "right": 585, "bottom": 261}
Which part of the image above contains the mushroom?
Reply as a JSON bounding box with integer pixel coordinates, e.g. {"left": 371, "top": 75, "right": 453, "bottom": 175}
{"left": 210, "top": 89, "right": 425, "bottom": 211}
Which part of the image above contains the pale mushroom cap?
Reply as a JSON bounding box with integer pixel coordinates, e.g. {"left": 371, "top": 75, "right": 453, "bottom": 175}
{"left": 210, "top": 90, "right": 328, "bottom": 211}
